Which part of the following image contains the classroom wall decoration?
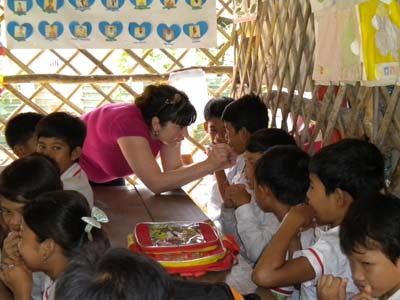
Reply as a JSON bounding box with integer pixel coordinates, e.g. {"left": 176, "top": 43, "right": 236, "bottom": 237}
{"left": 3, "top": 0, "right": 216, "bottom": 48}
{"left": 311, "top": 0, "right": 400, "bottom": 86}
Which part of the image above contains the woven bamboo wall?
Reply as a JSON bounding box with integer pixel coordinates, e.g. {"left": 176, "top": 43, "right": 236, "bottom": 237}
{"left": 232, "top": 0, "right": 400, "bottom": 194}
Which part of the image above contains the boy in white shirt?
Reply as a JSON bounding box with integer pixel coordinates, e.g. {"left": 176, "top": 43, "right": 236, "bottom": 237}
{"left": 318, "top": 194, "right": 400, "bottom": 300}
{"left": 253, "top": 139, "right": 385, "bottom": 300}
{"left": 203, "top": 97, "right": 234, "bottom": 222}
{"left": 219, "top": 95, "right": 268, "bottom": 242}
{"left": 35, "top": 112, "right": 93, "bottom": 207}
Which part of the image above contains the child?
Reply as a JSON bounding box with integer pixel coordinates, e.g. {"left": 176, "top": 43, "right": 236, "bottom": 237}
{"left": 0, "top": 154, "right": 63, "bottom": 300}
{"left": 203, "top": 97, "right": 234, "bottom": 221}
{"left": 219, "top": 94, "right": 268, "bottom": 238}
{"left": 55, "top": 247, "right": 172, "bottom": 300}
{"left": 0, "top": 190, "right": 110, "bottom": 300}
{"left": 317, "top": 194, "right": 400, "bottom": 300}
{"left": 252, "top": 139, "right": 385, "bottom": 300}
{"left": 253, "top": 145, "right": 312, "bottom": 299}
{"left": 4, "top": 112, "right": 44, "bottom": 158}
{"left": 35, "top": 112, "right": 93, "bottom": 206}
{"left": 232, "top": 128, "right": 297, "bottom": 263}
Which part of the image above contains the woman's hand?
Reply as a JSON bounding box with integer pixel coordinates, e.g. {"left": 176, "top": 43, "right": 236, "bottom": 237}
{"left": 317, "top": 275, "right": 347, "bottom": 300}
{"left": 206, "top": 143, "right": 236, "bottom": 171}
{"left": 2, "top": 232, "right": 23, "bottom": 265}
{"left": 225, "top": 184, "right": 251, "bottom": 207}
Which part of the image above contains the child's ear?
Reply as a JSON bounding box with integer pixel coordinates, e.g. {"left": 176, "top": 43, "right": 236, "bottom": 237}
{"left": 40, "top": 239, "right": 56, "bottom": 262}
{"left": 13, "top": 144, "right": 26, "bottom": 158}
{"left": 238, "top": 128, "right": 251, "bottom": 142}
{"left": 333, "top": 188, "right": 352, "bottom": 208}
{"left": 71, "top": 147, "right": 82, "bottom": 161}
{"left": 203, "top": 122, "right": 209, "bottom": 133}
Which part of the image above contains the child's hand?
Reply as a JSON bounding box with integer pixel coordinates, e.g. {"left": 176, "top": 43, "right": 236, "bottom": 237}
{"left": 225, "top": 184, "right": 251, "bottom": 208}
{"left": 287, "top": 204, "right": 317, "bottom": 229}
{"left": 206, "top": 143, "right": 235, "bottom": 170}
{"left": 317, "top": 275, "right": 347, "bottom": 300}
{"left": 351, "top": 285, "right": 373, "bottom": 300}
{"left": 2, "top": 232, "right": 23, "bottom": 265}
{"left": 0, "top": 263, "right": 32, "bottom": 300}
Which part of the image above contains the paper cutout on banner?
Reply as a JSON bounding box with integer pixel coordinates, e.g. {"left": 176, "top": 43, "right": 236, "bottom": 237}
{"left": 160, "top": 0, "right": 177, "bottom": 9}
{"left": 101, "top": 0, "right": 124, "bottom": 10}
{"left": 130, "top": 0, "right": 152, "bottom": 9}
{"left": 8, "top": 0, "right": 33, "bottom": 15}
{"left": 183, "top": 21, "right": 207, "bottom": 40}
{"left": 37, "top": 0, "right": 64, "bottom": 13}
{"left": 7, "top": 22, "right": 33, "bottom": 41}
{"left": 313, "top": 6, "right": 361, "bottom": 84}
{"left": 233, "top": 0, "right": 257, "bottom": 24}
{"left": 359, "top": 0, "right": 400, "bottom": 83}
{"left": 69, "top": 0, "right": 95, "bottom": 10}
{"left": 99, "top": 21, "right": 123, "bottom": 41}
{"left": 157, "top": 24, "right": 180, "bottom": 43}
{"left": 38, "top": 21, "right": 64, "bottom": 40}
{"left": 70, "top": 22, "right": 92, "bottom": 39}
{"left": 128, "top": 22, "right": 152, "bottom": 41}
{"left": 185, "top": 0, "right": 206, "bottom": 9}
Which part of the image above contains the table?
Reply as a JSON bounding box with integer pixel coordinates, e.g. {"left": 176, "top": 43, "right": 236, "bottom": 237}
{"left": 93, "top": 185, "right": 276, "bottom": 300}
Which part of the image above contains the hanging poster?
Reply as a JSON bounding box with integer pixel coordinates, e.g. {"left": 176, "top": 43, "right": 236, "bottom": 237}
{"left": 233, "top": 0, "right": 257, "bottom": 24}
{"left": 3, "top": 0, "right": 216, "bottom": 48}
{"left": 359, "top": 0, "right": 400, "bottom": 84}
{"left": 313, "top": 7, "right": 361, "bottom": 83}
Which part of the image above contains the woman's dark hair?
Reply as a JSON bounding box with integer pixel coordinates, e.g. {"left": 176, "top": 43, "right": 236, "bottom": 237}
{"left": 247, "top": 128, "right": 296, "bottom": 153}
{"left": 23, "top": 190, "right": 110, "bottom": 259}
{"left": 0, "top": 153, "right": 63, "bottom": 204}
{"left": 55, "top": 248, "right": 172, "bottom": 300}
{"left": 135, "top": 84, "right": 197, "bottom": 128}
{"left": 255, "top": 145, "right": 310, "bottom": 205}
{"left": 340, "top": 193, "right": 400, "bottom": 264}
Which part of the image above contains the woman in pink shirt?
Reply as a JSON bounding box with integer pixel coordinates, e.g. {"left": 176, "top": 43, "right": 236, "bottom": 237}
{"left": 80, "top": 84, "right": 234, "bottom": 193}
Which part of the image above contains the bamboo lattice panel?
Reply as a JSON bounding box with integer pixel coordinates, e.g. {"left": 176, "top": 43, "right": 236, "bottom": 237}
{"left": 233, "top": 0, "right": 400, "bottom": 194}
{"left": 0, "top": 0, "right": 234, "bottom": 166}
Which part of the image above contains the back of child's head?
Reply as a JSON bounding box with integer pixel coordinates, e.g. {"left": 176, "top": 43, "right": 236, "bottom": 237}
{"left": 341, "top": 193, "right": 400, "bottom": 264}
{"left": 222, "top": 94, "right": 268, "bottom": 134}
{"left": 55, "top": 247, "right": 172, "bottom": 300}
{"left": 309, "top": 138, "right": 385, "bottom": 200}
{"left": 255, "top": 145, "right": 310, "bottom": 205}
{"left": 0, "top": 153, "right": 62, "bottom": 204}
{"left": 247, "top": 128, "right": 297, "bottom": 153}
{"left": 23, "top": 190, "right": 110, "bottom": 259}
{"left": 203, "top": 96, "right": 234, "bottom": 121}
{"left": 35, "top": 112, "right": 87, "bottom": 151}
{"left": 5, "top": 112, "right": 44, "bottom": 155}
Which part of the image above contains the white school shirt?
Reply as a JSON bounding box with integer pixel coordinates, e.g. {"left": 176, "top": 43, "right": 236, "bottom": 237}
{"left": 294, "top": 226, "right": 359, "bottom": 300}
{"left": 61, "top": 162, "right": 94, "bottom": 207}
{"left": 388, "top": 289, "right": 400, "bottom": 300}
{"left": 42, "top": 276, "right": 55, "bottom": 300}
{"left": 235, "top": 191, "right": 280, "bottom": 264}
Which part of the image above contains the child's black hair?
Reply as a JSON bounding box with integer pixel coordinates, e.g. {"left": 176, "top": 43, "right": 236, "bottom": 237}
{"left": 221, "top": 94, "right": 268, "bottom": 134}
{"left": 35, "top": 112, "right": 87, "bottom": 152}
{"left": 246, "top": 128, "right": 296, "bottom": 153}
{"left": 340, "top": 193, "right": 400, "bottom": 264}
{"left": 203, "top": 97, "right": 234, "bottom": 121}
{"left": 23, "top": 190, "right": 110, "bottom": 259}
{"left": 5, "top": 112, "right": 44, "bottom": 150}
{"left": 55, "top": 248, "right": 172, "bottom": 300}
{"left": 309, "top": 138, "right": 385, "bottom": 200}
{"left": 0, "top": 154, "right": 62, "bottom": 204}
{"left": 254, "top": 145, "right": 310, "bottom": 205}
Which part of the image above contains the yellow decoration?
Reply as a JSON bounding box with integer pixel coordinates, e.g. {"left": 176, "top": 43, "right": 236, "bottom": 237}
{"left": 359, "top": 0, "right": 400, "bottom": 82}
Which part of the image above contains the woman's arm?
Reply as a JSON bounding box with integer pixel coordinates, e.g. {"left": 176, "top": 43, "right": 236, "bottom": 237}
{"left": 118, "top": 136, "right": 233, "bottom": 193}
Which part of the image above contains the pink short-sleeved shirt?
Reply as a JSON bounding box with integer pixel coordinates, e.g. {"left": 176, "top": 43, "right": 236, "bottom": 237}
{"left": 80, "top": 103, "right": 163, "bottom": 183}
